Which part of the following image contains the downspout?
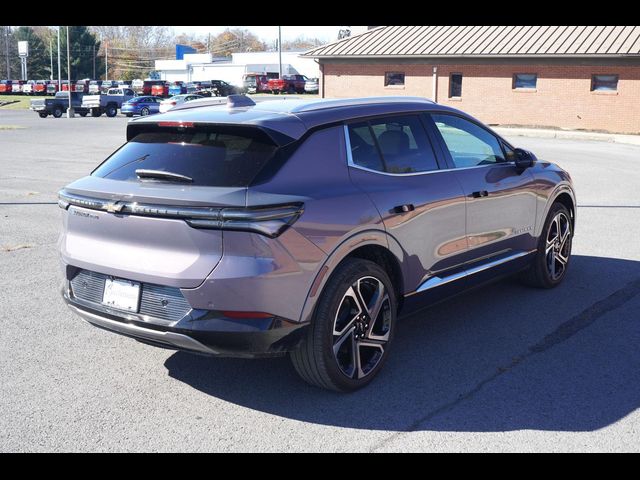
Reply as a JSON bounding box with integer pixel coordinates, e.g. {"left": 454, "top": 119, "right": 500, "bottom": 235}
{"left": 432, "top": 66, "right": 438, "bottom": 103}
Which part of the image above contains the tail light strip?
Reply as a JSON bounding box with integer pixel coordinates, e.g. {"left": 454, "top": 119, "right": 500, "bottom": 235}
{"left": 58, "top": 189, "right": 303, "bottom": 238}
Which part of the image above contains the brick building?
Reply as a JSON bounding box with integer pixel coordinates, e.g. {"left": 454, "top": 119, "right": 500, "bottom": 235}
{"left": 305, "top": 26, "right": 640, "bottom": 134}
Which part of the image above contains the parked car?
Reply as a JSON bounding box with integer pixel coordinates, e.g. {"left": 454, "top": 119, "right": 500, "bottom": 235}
{"left": 81, "top": 87, "right": 137, "bottom": 117}
{"left": 46, "top": 82, "right": 59, "bottom": 96}
{"left": 158, "top": 94, "right": 203, "bottom": 113}
{"left": 57, "top": 95, "right": 576, "bottom": 391}
{"left": 168, "top": 81, "right": 186, "bottom": 96}
{"left": 34, "top": 80, "right": 48, "bottom": 95}
{"left": 100, "top": 81, "right": 118, "bottom": 93}
{"left": 61, "top": 80, "right": 70, "bottom": 92}
{"left": 209, "top": 80, "right": 239, "bottom": 97}
{"left": 131, "top": 79, "right": 144, "bottom": 94}
{"left": 0, "top": 79, "right": 12, "bottom": 93}
{"left": 304, "top": 78, "right": 319, "bottom": 94}
{"left": 117, "top": 80, "right": 132, "bottom": 89}
{"left": 22, "top": 80, "right": 36, "bottom": 95}
{"left": 151, "top": 82, "right": 169, "bottom": 98}
{"left": 268, "top": 74, "right": 307, "bottom": 94}
{"left": 88, "top": 80, "right": 103, "bottom": 95}
{"left": 73, "top": 80, "right": 90, "bottom": 93}
{"left": 143, "top": 79, "right": 166, "bottom": 96}
{"left": 242, "top": 72, "right": 277, "bottom": 94}
{"left": 30, "top": 91, "right": 89, "bottom": 118}
{"left": 186, "top": 81, "right": 205, "bottom": 94}
{"left": 121, "top": 96, "right": 161, "bottom": 117}
{"left": 11, "top": 80, "right": 25, "bottom": 94}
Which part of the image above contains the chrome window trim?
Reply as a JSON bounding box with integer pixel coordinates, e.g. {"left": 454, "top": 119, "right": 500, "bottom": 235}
{"left": 344, "top": 124, "right": 515, "bottom": 177}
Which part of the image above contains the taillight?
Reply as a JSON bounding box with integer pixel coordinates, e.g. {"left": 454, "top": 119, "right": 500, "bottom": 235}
{"left": 58, "top": 190, "right": 304, "bottom": 238}
{"left": 129, "top": 103, "right": 138, "bottom": 106}
{"left": 170, "top": 101, "right": 176, "bottom": 105}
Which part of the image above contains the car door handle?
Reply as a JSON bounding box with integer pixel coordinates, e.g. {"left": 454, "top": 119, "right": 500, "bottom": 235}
{"left": 470, "top": 190, "right": 489, "bottom": 198}
{"left": 392, "top": 204, "right": 415, "bottom": 213}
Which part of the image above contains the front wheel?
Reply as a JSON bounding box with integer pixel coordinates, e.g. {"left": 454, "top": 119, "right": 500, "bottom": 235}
{"left": 291, "top": 258, "right": 396, "bottom": 392}
{"left": 105, "top": 105, "right": 117, "bottom": 117}
{"left": 38, "top": 112, "right": 48, "bottom": 118}
{"left": 52, "top": 106, "right": 63, "bottom": 118}
{"left": 79, "top": 111, "right": 88, "bottom": 117}
{"left": 140, "top": 107, "right": 150, "bottom": 116}
{"left": 520, "top": 202, "right": 573, "bottom": 288}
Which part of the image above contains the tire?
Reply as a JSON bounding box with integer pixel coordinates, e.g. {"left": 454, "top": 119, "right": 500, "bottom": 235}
{"left": 520, "top": 202, "right": 573, "bottom": 288}
{"left": 38, "top": 112, "right": 48, "bottom": 118}
{"left": 91, "top": 109, "right": 101, "bottom": 117}
{"left": 140, "top": 107, "right": 150, "bottom": 117}
{"left": 79, "top": 111, "right": 88, "bottom": 117}
{"left": 290, "top": 258, "right": 396, "bottom": 392}
{"left": 52, "top": 106, "right": 63, "bottom": 118}
{"left": 105, "top": 104, "right": 117, "bottom": 117}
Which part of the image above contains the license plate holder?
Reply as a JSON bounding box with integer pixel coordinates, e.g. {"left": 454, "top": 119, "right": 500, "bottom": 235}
{"left": 102, "top": 278, "right": 141, "bottom": 312}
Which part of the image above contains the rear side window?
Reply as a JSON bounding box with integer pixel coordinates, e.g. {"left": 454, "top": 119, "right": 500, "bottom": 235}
{"left": 347, "top": 115, "right": 439, "bottom": 174}
{"left": 92, "top": 128, "right": 278, "bottom": 187}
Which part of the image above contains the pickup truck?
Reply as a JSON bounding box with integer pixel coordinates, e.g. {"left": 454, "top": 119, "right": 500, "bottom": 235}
{"left": 267, "top": 75, "right": 307, "bottom": 94}
{"left": 30, "top": 91, "right": 89, "bottom": 118}
{"left": 81, "top": 88, "right": 136, "bottom": 117}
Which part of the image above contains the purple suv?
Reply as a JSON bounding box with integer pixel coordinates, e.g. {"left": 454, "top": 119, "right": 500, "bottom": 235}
{"left": 59, "top": 95, "right": 575, "bottom": 391}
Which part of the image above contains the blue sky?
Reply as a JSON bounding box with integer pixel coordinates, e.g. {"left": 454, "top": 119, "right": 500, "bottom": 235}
{"left": 173, "top": 26, "right": 365, "bottom": 43}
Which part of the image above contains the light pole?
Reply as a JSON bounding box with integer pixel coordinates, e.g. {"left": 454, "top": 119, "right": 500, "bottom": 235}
{"left": 278, "top": 26, "right": 282, "bottom": 79}
{"left": 57, "top": 26, "right": 61, "bottom": 92}
{"left": 66, "top": 26, "right": 73, "bottom": 118}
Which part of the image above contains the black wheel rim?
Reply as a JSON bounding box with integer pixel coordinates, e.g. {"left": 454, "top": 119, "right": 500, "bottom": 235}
{"left": 332, "top": 276, "right": 391, "bottom": 379}
{"left": 545, "top": 212, "right": 571, "bottom": 281}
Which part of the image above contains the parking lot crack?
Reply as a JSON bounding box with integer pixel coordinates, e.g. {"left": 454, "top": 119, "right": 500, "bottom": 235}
{"left": 369, "top": 276, "right": 640, "bottom": 452}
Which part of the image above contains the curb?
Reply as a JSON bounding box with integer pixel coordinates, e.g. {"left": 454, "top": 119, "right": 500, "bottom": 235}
{"left": 493, "top": 127, "right": 640, "bottom": 146}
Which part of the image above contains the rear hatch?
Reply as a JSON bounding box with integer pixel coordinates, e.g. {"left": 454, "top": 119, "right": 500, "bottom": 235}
{"left": 60, "top": 123, "right": 283, "bottom": 289}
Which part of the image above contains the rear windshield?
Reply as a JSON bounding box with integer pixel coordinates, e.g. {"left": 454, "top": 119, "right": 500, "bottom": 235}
{"left": 92, "top": 128, "right": 279, "bottom": 187}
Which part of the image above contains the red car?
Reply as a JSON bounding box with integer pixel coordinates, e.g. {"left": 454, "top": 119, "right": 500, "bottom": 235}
{"left": 143, "top": 80, "right": 167, "bottom": 96}
{"left": 61, "top": 81, "right": 70, "bottom": 92}
{"left": 0, "top": 80, "right": 12, "bottom": 94}
{"left": 151, "top": 82, "right": 169, "bottom": 98}
{"left": 267, "top": 75, "right": 307, "bottom": 95}
{"left": 34, "top": 80, "right": 48, "bottom": 95}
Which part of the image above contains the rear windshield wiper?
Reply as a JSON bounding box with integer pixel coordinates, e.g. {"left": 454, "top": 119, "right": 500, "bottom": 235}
{"left": 135, "top": 169, "right": 193, "bottom": 183}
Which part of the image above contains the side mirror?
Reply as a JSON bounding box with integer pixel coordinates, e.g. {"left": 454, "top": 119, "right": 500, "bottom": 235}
{"left": 513, "top": 148, "right": 537, "bottom": 171}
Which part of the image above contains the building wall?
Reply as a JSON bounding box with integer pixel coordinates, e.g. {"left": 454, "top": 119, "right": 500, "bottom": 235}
{"left": 321, "top": 62, "right": 640, "bottom": 134}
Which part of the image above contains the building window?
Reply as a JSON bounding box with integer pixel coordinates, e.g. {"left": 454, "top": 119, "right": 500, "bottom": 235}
{"left": 513, "top": 73, "right": 537, "bottom": 89}
{"left": 449, "top": 73, "right": 462, "bottom": 98}
{"left": 591, "top": 74, "right": 618, "bottom": 92}
{"left": 384, "top": 72, "right": 405, "bottom": 86}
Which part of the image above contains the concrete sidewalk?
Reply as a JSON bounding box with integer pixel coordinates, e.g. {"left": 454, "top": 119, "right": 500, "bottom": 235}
{"left": 493, "top": 126, "right": 640, "bottom": 146}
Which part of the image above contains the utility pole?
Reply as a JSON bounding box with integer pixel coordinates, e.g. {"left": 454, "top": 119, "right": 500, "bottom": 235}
{"left": 57, "top": 26, "right": 61, "bottom": 91}
{"left": 278, "top": 26, "right": 282, "bottom": 79}
{"left": 93, "top": 44, "right": 95, "bottom": 79}
{"left": 105, "top": 41, "right": 108, "bottom": 81}
{"left": 66, "top": 26, "right": 73, "bottom": 118}
{"left": 49, "top": 39, "right": 53, "bottom": 80}
{"left": 4, "top": 26, "right": 9, "bottom": 79}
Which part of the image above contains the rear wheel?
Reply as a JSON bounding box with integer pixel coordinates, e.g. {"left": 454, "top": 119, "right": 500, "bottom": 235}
{"left": 140, "top": 107, "right": 150, "bottom": 116}
{"left": 79, "top": 111, "right": 88, "bottom": 117}
{"left": 291, "top": 258, "right": 396, "bottom": 392}
{"left": 520, "top": 202, "right": 573, "bottom": 288}
{"left": 52, "top": 106, "right": 63, "bottom": 118}
{"left": 105, "top": 104, "right": 117, "bottom": 117}
{"left": 38, "top": 112, "right": 48, "bottom": 118}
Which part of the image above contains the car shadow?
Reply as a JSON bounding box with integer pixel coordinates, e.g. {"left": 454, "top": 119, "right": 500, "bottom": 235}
{"left": 164, "top": 255, "right": 640, "bottom": 432}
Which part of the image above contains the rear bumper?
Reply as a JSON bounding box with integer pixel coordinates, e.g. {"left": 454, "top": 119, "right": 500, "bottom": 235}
{"left": 62, "top": 287, "right": 308, "bottom": 358}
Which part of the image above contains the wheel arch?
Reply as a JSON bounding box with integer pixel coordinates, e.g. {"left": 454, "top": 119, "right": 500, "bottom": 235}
{"left": 544, "top": 185, "right": 576, "bottom": 234}
{"left": 299, "top": 230, "right": 405, "bottom": 324}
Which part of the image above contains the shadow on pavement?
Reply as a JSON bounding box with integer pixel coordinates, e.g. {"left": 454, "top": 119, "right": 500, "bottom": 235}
{"left": 164, "top": 255, "right": 640, "bottom": 432}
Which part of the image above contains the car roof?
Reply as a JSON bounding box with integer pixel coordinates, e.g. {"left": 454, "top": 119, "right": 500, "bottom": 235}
{"left": 129, "top": 96, "right": 470, "bottom": 143}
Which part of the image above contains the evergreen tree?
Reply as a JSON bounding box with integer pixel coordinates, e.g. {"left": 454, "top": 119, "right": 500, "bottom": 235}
{"left": 11, "top": 26, "right": 51, "bottom": 79}
{"left": 59, "top": 26, "right": 104, "bottom": 80}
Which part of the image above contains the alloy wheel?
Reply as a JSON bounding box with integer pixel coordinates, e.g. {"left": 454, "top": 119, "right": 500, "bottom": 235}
{"left": 332, "top": 276, "right": 391, "bottom": 379}
{"left": 545, "top": 212, "right": 571, "bottom": 281}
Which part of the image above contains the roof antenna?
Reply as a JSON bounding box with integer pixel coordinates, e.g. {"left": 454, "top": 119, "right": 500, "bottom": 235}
{"left": 227, "top": 94, "right": 256, "bottom": 108}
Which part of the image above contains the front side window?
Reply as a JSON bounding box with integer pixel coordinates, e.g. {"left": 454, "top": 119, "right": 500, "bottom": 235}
{"left": 449, "top": 73, "right": 463, "bottom": 98}
{"left": 384, "top": 72, "right": 405, "bottom": 86}
{"left": 592, "top": 74, "right": 618, "bottom": 91}
{"left": 347, "top": 115, "right": 439, "bottom": 174}
{"left": 513, "top": 73, "right": 537, "bottom": 89}
{"left": 431, "top": 114, "right": 505, "bottom": 168}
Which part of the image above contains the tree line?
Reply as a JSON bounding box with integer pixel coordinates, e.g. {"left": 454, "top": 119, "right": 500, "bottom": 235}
{"left": 1, "top": 26, "right": 328, "bottom": 82}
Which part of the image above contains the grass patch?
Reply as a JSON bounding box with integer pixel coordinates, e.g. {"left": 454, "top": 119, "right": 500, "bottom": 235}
{"left": 1, "top": 244, "right": 34, "bottom": 252}
{"left": 0, "top": 125, "right": 26, "bottom": 130}
{"left": 0, "top": 94, "right": 32, "bottom": 109}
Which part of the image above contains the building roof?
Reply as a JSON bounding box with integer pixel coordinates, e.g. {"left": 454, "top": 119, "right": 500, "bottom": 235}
{"left": 304, "top": 26, "right": 640, "bottom": 58}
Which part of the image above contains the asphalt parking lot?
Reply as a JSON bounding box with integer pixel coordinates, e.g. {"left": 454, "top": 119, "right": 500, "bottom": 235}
{"left": 1, "top": 109, "right": 639, "bottom": 452}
